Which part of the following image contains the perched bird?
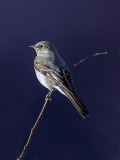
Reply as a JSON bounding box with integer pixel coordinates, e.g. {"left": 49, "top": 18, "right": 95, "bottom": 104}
{"left": 30, "top": 41, "right": 89, "bottom": 118}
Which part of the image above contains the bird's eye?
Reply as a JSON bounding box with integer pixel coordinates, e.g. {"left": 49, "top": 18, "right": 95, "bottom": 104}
{"left": 40, "top": 44, "right": 43, "bottom": 48}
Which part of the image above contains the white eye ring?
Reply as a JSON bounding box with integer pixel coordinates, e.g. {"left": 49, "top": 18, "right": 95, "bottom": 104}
{"left": 40, "top": 44, "right": 43, "bottom": 48}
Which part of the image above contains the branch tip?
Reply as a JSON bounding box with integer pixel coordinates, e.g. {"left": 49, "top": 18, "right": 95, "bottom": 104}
{"left": 69, "top": 51, "right": 107, "bottom": 70}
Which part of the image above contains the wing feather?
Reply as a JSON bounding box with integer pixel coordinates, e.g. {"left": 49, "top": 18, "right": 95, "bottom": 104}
{"left": 34, "top": 58, "right": 74, "bottom": 91}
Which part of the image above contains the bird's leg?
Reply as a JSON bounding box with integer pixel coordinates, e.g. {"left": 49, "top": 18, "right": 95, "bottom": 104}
{"left": 45, "top": 90, "right": 54, "bottom": 103}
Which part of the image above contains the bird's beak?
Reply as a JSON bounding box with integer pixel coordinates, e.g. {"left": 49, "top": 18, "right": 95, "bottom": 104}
{"left": 29, "top": 45, "right": 35, "bottom": 49}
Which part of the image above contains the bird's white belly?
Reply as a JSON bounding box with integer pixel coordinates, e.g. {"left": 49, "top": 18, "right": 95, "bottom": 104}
{"left": 35, "top": 70, "right": 49, "bottom": 89}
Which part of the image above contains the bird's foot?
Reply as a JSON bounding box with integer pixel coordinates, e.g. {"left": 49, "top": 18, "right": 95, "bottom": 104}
{"left": 45, "top": 94, "right": 51, "bottom": 103}
{"left": 46, "top": 96, "right": 51, "bottom": 103}
{"left": 45, "top": 90, "right": 54, "bottom": 103}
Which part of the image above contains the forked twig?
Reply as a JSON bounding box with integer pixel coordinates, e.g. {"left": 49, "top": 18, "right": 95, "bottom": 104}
{"left": 17, "top": 52, "right": 107, "bottom": 160}
{"left": 69, "top": 52, "right": 107, "bottom": 71}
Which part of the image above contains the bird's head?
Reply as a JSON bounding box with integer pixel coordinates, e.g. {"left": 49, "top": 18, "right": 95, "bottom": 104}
{"left": 30, "top": 41, "right": 56, "bottom": 56}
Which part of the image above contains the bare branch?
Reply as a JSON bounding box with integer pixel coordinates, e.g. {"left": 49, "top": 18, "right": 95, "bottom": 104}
{"left": 17, "top": 51, "right": 107, "bottom": 160}
{"left": 17, "top": 90, "right": 53, "bottom": 160}
{"left": 69, "top": 52, "right": 107, "bottom": 71}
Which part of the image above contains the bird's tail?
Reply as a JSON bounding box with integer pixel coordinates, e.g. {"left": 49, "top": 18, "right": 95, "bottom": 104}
{"left": 63, "top": 89, "right": 89, "bottom": 118}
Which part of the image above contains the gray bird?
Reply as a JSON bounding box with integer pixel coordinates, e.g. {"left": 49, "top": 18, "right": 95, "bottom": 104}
{"left": 30, "top": 41, "right": 89, "bottom": 118}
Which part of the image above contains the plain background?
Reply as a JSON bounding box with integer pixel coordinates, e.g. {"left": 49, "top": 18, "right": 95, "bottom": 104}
{"left": 0, "top": 0, "right": 120, "bottom": 160}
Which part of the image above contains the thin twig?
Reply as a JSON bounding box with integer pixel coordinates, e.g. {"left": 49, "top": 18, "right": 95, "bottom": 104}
{"left": 17, "top": 51, "right": 107, "bottom": 160}
{"left": 17, "top": 90, "right": 53, "bottom": 160}
{"left": 69, "top": 52, "right": 107, "bottom": 71}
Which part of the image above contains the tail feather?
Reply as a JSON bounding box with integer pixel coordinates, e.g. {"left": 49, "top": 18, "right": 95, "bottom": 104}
{"left": 64, "top": 90, "right": 89, "bottom": 118}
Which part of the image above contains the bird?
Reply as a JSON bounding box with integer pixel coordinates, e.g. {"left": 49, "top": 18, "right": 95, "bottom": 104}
{"left": 30, "top": 41, "right": 89, "bottom": 118}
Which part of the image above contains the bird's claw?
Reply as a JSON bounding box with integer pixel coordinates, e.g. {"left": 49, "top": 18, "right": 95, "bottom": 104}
{"left": 45, "top": 96, "right": 51, "bottom": 103}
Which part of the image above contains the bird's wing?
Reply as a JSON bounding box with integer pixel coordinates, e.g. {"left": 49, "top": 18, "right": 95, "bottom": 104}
{"left": 34, "top": 58, "right": 74, "bottom": 91}
{"left": 34, "top": 58, "right": 89, "bottom": 118}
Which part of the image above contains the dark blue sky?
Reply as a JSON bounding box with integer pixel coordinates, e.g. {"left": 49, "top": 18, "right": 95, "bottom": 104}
{"left": 0, "top": 0, "right": 120, "bottom": 160}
